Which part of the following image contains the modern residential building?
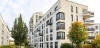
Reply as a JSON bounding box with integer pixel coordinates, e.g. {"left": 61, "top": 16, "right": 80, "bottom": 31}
{"left": 87, "top": 23, "right": 100, "bottom": 42}
{"left": 28, "top": 12, "right": 43, "bottom": 46}
{"left": 29, "top": 0, "right": 94, "bottom": 48}
{"left": 0, "top": 15, "right": 10, "bottom": 46}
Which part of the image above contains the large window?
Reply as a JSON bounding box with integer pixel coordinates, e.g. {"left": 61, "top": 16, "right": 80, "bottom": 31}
{"left": 57, "top": 22, "right": 65, "bottom": 30}
{"left": 56, "top": 12, "right": 65, "bottom": 21}
{"left": 71, "top": 5, "right": 73, "bottom": 13}
{"left": 50, "top": 34, "right": 53, "bottom": 40}
{"left": 57, "top": 32, "right": 65, "bottom": 40}
{"left": 50, "top": 42, "right": 53, "bottom": 48}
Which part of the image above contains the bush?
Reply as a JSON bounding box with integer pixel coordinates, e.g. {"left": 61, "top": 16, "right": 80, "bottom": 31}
{"left": 60, "top": 43, "right": 74, "bottom": 48}
{"left": 80, "top": 44, "right": 93, "bottom": 48}
{"left": 0, "top": 45, "right": 15, "bottom": 48}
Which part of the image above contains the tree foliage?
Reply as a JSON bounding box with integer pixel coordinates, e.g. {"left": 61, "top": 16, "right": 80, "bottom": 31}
{"left": 67, "top": 21, "right": 88, "bottom": 47}
{"left": 11, "top": 14, "right": 28, "bottom": 47}
{"left": 60, "top": 43, "right": 74, "bottom": 48}
{"left": 93, "top": 33, "right": 100, "bottom": 44}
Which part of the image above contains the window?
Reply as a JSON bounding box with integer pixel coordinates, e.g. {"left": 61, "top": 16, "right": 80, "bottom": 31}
{"left": 47, "top": 14, "right": 49, "bottom": 18}
{"left": 46, "top": 28, "right": 48, "bottom": 34}
{"left": 44, "top": 23, "right": 45, "bottom": 28}
{"left": 50, "top": 17, "right": 53, "bottom": 24}
{"left": 55, "top": 6, "right": 58, "bottom": 11}
{"left": 55, "top": 42, "right": 58, "bottom": 48}
{"left": 71, "top": 14, "right": 73, "bottom": 22}
{"left": 57, "top": 32, "right": 65, "bottom": 40}
{"left": 50, "top": 34, "right": 53, "bottom": 40}
{"left": 44, "top": 36, "right": 45, "bottom": 41}
{"left": 71, "top": 5, "right": 73, "bottom": 12}
{"left": 36, "top": 15, "right": 38, "bottom": 18}
{"left": 50, "top": 42, "right": 53, "bottom": 48}
{"left": 76, "top": 7, "right": 78, "bottom": 13}
{"left": 46, "top": 35, "right": 49, "bottom": 41}
{"left": 76, "top": 15, "right": 78, "bottom": 21}
{"left": 42, "top": 43, "right": 43, "bottom": 48}
{"left": 42, "top": 24, "right": 43, "bottom": 29}
{"left": 95, "top": 26, "right": 98, "bottom": 29}
{"left": 50, "top": 12, "right": 52, "bottom": 15}
{"left": 36, "top": 19, "right": 38, "bottom": 22}
{"left": 57, "top": 22, "right": 65, "bottom": 30}
{"left": 46, "top": 20, "right": 49, "bottom": 26}
{"left": 56, "top": 12, "right": 65, "bottom": 21}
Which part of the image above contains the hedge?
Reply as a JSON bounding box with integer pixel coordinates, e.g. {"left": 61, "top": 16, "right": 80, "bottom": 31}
{"left": 0, "top": 45, "right": 15, "bottom": 48}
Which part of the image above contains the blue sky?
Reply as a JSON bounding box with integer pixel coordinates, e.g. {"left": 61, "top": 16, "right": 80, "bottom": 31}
{"left": 0, "top": 0, "right": 100, "bottom": 30}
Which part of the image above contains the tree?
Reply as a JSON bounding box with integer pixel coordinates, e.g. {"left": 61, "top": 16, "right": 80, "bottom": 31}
{"left": 11, "top": 14, "right": 28, "bottom": 48}
{"left": 93, "top": 33, "right": 100, "bottom": 47}
{"left": 67, "top": 21, "right": 88, "bottom": 48}
{"left": 60, "top": 43, "right": 74, "bottom": 48}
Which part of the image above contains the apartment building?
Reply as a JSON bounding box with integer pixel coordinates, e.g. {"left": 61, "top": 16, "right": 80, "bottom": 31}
{"left": 28, "top": 12, "right": 43, "bottom": 46}
{"left": 29, "top": 0, "right": 94, "bottom": 48}
{"left": 0, "top": 15, "right": 9, "bottom": 46}
{"left": 87, "top": 23, "right": 100, "bottom": 42}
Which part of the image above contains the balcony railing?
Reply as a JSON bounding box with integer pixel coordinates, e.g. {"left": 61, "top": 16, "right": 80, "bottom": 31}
{"left": 84, "top": 11, "right": 94, "bottom": 15}
{"left": 48, "top": 22, "right": 53, "bottom": 25}
{"left": 87, "top": 28, "right": 95, "bottom": 31}
{"left": 86, "top": 19, "right": 94, "bottom": 23}
{"left": 88, "top": 36, "right": 95, "bottom": 39}
{"left": 57, "top": 25, "right": 65, "bottom": 30}
{"left": 39, "top": 33, "right": 43, "bottom": 36}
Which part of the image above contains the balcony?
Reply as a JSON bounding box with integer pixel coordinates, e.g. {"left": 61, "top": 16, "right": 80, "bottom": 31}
{"left": 84, "top": 19, "right": 95, "bottom": 26}
{"left": 87, "top": 28, "right": 95, "bottom": 33}
{"left": 39, "top": 32, "right": 43, "bottom": 36}
{"left": 48, "top": 22, "right": 53, "bottom": 25}
{"left": 88, "top": 36, "right": 95, "bottom": 39}
{"left": 83, "top": 11, "right": 94, "bottom": 18}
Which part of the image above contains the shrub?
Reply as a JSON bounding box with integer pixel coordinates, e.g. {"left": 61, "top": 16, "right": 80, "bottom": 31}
{"left": 0, "top": 45, "right": 15, "bottom": 48}
{"left": 80, "top": 44, "right": 93, "bottom": 48}
{"left": 60, "top": 43, "right": 74, "bottom": 48}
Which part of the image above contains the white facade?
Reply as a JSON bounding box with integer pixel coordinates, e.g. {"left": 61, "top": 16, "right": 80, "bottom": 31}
{"left": 28, "top": 12, "right": 43, "bottom": 46}
{"left": 0, "top": 15, "right": 9, "bottom": 46}
{"left": 29, "top": 0, "right": 94, "bottom": 48}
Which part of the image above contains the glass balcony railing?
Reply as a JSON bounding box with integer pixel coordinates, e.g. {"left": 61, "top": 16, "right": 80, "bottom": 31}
{"left": 86, "top": 19, "right": 94, "bottom": 23}
{"left": 87, "top": 28, "right": 95, "bottom": 31}
{"left": 88, "top": 36, "right": 95, "bottom": 39}
{"left": 84, "top": 11, "right": 94, "bottom": 15}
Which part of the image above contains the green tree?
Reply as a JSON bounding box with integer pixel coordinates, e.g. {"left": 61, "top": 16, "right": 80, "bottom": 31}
{"left": 11, "top": 14, "right": 28, "bottom": 48}
{"left": 67, "top": 21, "right": 88, "bottom": 48}
{"left": 93, "top": 33, "right": 100, "bottom": 48}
